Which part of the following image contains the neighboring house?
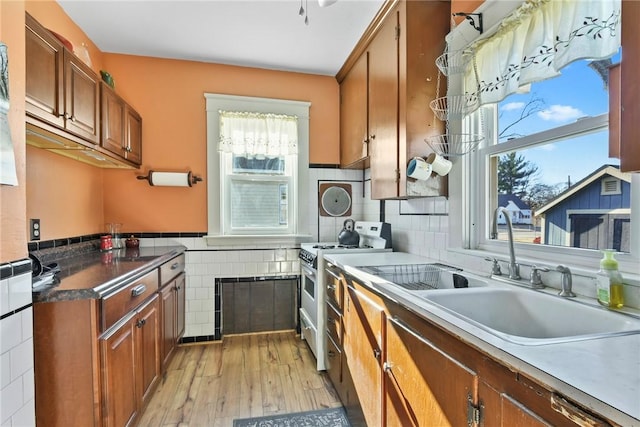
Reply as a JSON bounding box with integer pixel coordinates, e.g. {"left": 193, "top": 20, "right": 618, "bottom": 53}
{"left": 497, "top": 194, "right": 532, "bottom": 225}
{"left": 535, "top": 165, "right": 631, "bottom": 252}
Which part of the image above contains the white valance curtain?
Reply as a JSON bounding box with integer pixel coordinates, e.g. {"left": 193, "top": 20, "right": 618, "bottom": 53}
{"left": 464, "top": 0, "right": 621, "bottom": 107}
{"left": 219, "top": 110, "right": 298, "bottom": 157}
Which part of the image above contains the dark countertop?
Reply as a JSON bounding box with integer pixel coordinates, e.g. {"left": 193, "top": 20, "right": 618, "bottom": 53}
{"left": 33, "top": 245, "right": 186, "bottom": 303}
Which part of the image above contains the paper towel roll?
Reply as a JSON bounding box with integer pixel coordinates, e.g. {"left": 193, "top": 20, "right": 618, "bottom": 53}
{"left": 149, "top": 171, "right": 192, "bottom": 187}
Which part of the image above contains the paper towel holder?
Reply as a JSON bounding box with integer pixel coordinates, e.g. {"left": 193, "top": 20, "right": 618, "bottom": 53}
{"left": 137, "top": 170, "right": 203, "bottom": 187}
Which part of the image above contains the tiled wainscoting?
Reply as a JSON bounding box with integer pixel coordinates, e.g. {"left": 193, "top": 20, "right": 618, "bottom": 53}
{"left": 0, "top": 263, "right": 35, "bottom": 427}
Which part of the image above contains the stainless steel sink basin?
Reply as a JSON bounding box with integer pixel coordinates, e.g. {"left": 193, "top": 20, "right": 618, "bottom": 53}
{"left": 357, "top": 264, "right": 488, "bottom": 291}
{"left": 416, "top": 287, "right": 640, "bottom": 345}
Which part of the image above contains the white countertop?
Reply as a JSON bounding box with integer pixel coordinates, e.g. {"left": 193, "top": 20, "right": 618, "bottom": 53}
{"left": 323, "top": 252, "right": 640, "bottom": 426}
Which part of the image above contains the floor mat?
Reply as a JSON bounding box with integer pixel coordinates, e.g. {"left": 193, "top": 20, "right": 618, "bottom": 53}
{"left": 233, "top": 407, "right": 350, "bottom": 427}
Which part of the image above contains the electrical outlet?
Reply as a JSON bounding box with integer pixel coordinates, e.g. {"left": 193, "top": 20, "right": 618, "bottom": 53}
{"left": 30, "top": 219, "right": 41, "bottom": 241}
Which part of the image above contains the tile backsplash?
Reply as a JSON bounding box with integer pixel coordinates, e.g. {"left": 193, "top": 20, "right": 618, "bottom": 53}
{"left": 0, "top": 268, "right": 35, "bottom": 427}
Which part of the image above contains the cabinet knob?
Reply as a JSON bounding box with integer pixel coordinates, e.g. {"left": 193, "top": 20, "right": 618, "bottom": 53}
{"left": 369, "top": 134, "right": 376, "bottom": 140}
{"left": 328, "top": 350, "right": 336, "bottom": 358}
{"left": 373, "top": 348, "right": 381, "bottom": 359}
{"left": 136, "top": 318, "right": 146, "bottom": 328}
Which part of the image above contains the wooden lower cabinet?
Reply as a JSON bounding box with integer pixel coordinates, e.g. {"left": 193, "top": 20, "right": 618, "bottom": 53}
{"left": 160, "top": 272, "right": 186, "bottom": 371}
{"left": 101, "top": 295, "right": 160, "bottom": 427}
{"left": 385, "top": 315, "right": 478, "bottom": 427}
{"left": 343, "top": 279, "right": 386, "bottom": 427}
{"left": 330, "top": 268, "right": 616, "bottom": 427}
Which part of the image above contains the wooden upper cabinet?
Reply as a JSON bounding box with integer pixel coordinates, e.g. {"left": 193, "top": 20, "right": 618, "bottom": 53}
{"left": 619, "top": 0, "right": 640, "bottom": 172}
{"left": 338, "top": 0, "right": 450, "bottom": 199}
{"left": 25, "top": 13, "right": 99, "bottom": 144}
{"left": 369, "top": 5, "right": 401, "bottom": 199}
{"left": 125, "top": 105, "right": 143, "bottom": 165}
{"left": 101, "top": 83, "right": 143, "bottom": 166}
{"left": 25, "top": 13, "right": 65, "bottom": 129}
{"left": 340, "top": 53, "right": 369, "bottom": 168}
{"left": 64, "top": 51, "right": 100, "bottom": 144}
{"left": 101, "top": 83, "right": 127, "bottom": 155}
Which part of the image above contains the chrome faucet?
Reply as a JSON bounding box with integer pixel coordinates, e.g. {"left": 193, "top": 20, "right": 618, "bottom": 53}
{"left": 556, "top": 265, "right": 576, "bottom": 297}
{"left": 491, "top": 207, "right": 520, "bottom": 280}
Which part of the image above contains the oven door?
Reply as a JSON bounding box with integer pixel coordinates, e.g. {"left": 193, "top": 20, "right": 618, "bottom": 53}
{"left": 300, "top": 264, "right": 318, "bottom": 326}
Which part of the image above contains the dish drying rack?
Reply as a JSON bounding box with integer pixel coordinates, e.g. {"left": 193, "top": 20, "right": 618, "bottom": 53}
{"left": 360, "top": 263, "right": 462, "bottom": 291}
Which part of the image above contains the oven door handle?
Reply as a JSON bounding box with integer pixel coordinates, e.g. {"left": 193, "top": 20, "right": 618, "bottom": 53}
{"left": 301, "top": 265, "right": 316, "bottom": 278}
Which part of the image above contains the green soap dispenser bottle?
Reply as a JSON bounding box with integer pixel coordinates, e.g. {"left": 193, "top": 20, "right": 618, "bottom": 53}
{"left": 596, "top": 250, "right": 624, "bottom": 308}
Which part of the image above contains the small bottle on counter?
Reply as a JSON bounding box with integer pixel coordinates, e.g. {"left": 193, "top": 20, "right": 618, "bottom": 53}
{"left": 100, "top": 235, "right": 113, "bottom": 251}
{"left": 596, "top": 249, "right": 624, "bottom": 308}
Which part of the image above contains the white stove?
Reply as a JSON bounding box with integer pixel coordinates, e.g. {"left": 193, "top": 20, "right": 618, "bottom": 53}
{"left": 299, "top": 221, "right": 392, "bottom": 370}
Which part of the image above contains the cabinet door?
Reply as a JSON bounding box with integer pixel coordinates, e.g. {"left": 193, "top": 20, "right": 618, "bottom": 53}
{"left": 176, "top": 273, "right": 186, "bottom": 339}
{"left": 101, "top": 83, "right": 126, "bottom": 156}
{"left": 340, "top": 52, "right": 369, "bottom": 168}
{"left": 343, "top": 282, "right": 385, "bottom": 427}
{"left": 102, "top": 317, "right": 138, "bottom": 427}
{"left": 125, "top": 105, "right": 143, "bottom": 165}
{"left": 25, "top": 13, "right": 65, "bottom": 128}
{"left": 64, "top": 51, "right": 100, "bottom": 144}
{"left": 385, "top": 315, "right": 478, "bottom": 427}
{"left": 161, "top": 282, "right": 177, "bottom": 370}
{"left": 482, "top": 382, "right": 552, "bottom": 427}
{"left": 137, "top": 296, "right": 160, "bottom": 405}
{"left": 369, "top": 6, "right": 400, "bottom": 200}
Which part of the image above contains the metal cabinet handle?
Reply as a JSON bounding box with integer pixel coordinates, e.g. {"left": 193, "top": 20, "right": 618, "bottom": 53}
{"left": 325, "top": 268, "right": 342, "bottom": 281}
{"left": 373, "top": 348, "right": 381, "bottom": 360}
{"left": 170, "top": 262, "right": 180, "bottom": 270}
{"left": 136, "top": 318, "right": 146, "bottom": 328}
{"left": 131, "top": 284, "right": 147, "bottom": 297}
{"left": 328, "top": 350, "right": 336, "bottom": 358}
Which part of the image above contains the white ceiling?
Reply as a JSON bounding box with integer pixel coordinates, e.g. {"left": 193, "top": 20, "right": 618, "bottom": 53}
{"left": 56, "top": 0, "right": 386, "bottom": 76}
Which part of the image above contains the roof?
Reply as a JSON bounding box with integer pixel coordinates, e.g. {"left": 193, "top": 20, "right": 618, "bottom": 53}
{"left": 498, "top": 194, "right": 530, "bottom": 210}
{"left": 535, "top": 165, "right": 631, "bottom": 216}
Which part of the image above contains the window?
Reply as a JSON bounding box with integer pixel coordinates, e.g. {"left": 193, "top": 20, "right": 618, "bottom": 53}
{"left": 446, "top": 0, "right": 638, "bottom": 273}
{"left": 205, "top": 94, "right": 310, "bottom": 243}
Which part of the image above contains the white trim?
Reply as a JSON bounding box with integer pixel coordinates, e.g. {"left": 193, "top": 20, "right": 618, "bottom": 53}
{"left": 565, "top": 208, "right": 631, "bottom": 246}
{"left": 204, "top": 93, "right": 311, "bottom": 245}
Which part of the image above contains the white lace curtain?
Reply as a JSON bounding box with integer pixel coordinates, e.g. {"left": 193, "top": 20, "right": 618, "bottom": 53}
{"left": 218, "top": 110, "right": 298, "bottom": 157}
{"left": 464, "top": 0, "right": 621, "bottom": 108}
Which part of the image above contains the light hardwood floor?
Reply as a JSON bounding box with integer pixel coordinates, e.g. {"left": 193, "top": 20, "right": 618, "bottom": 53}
{"left": 137, "top": 331, "right": 342, "bottom": 426}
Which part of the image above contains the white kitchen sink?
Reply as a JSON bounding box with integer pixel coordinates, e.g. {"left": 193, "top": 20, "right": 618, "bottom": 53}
{"left": 415, "top": 287, "right": 640, "bottom": 345}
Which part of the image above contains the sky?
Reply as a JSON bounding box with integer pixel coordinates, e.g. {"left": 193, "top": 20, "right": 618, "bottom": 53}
{"left": 497, "top": 55, "right": 620, "bottom": 189}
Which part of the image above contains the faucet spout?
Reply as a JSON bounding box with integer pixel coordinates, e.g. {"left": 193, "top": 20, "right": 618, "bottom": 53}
{"left": 491, "top": 206, "right": 520, "bottom": 280}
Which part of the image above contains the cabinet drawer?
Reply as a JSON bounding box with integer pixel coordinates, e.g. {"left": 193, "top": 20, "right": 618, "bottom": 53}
{"left": 326, "top": 333, "right": 342, "bottom": 389}
{"left": 326, "top": 302, "right": 342, "bottom": 346}
{"left": 160, "top": 254, "right": 185, "bottom": 285}
{"left": 325, "top": 267, "right": 343, "bottom": 311}
{"left": 102, "top": 269, "right": 158, "bottom": 331}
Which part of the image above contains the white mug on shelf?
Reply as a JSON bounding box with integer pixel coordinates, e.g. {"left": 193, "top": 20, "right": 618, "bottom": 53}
{"left": 426, "top": 152, "right": 452, "bottom": 176}
{"left": 407, "top": 157, "right": 433, "bottom": 181}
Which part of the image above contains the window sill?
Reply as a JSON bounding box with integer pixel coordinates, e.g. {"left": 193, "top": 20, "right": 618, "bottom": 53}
{"left": 203, "top": 234, "right": 313, "bottom": 247}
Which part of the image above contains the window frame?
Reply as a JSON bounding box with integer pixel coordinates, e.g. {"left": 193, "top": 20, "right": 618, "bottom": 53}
{"left": 445, "top": 1, "right": 639, "bottom": 276}
{"left": 204, "top": 93, "right": 311, "bottom": 245}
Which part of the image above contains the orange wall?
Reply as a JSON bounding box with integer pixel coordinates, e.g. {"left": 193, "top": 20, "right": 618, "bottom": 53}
{"left": 0, "top": 0, "right": 27, "bottom": 262}
{"left": 26, "top": 147, "right": 105, "bottom": 240}
{"left": 101, "top": 54, "right": 339, "bottom": 232}
{"left": 21, "top": 0, "right": 340, "bottom": 236}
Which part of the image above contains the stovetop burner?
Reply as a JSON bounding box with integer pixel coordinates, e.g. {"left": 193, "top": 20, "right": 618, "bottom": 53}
{"left": 312, "top": 244, "right": 335, "bottom": 249}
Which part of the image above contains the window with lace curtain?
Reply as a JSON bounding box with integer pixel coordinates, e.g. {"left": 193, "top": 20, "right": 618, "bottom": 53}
{"left": 449, "top": 0, "right": 637, "bottom": 272}
{"left": 205, "top": 94, "right": 310, "bottom": 240}
{"left": 219, "top": 110, "right": 298, "bottom": 234}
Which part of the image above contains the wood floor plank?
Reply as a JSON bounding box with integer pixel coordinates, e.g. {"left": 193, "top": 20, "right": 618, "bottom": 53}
{"left": 137, "top": 331, "right": 342, "bottom": 426}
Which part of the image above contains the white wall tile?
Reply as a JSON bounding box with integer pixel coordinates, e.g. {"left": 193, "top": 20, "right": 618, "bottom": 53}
{"left": 0, "top": 279, "right": 8, "bottom": 317}
{"left": 0, "top": 316, "right": 21, "bottom": 354}
{"left": 0, "top": 378, "right": 23, "bottom": 425}
{"left": 8, "top": 275, "right": 31, "bottom": 313}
